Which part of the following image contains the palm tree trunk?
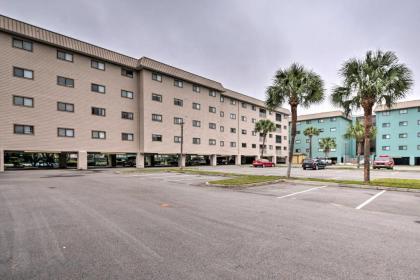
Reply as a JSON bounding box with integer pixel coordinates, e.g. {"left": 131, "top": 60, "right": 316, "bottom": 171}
{"left": 261, "top": 135, "right": 266, "bottom": 158}
{"left": 363, "top": 106, "right": 373, "bottom": 182}
{"left": 287, "top": 104, "right": 297, "bottom": 178}
{"left": 309, "top": 136, "right": 313, "bottom": 159}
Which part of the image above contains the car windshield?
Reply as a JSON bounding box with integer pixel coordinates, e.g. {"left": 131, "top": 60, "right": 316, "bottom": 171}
{"left": 303, "top": 159, "right": 313, "bottom": 163}
{"left": 376, "top": 156, "right": 390, "bottom": 160}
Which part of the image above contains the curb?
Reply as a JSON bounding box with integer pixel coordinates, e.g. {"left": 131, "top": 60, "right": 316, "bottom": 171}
{"left": 205, "top": 179, "right": 286, "bottom": 188}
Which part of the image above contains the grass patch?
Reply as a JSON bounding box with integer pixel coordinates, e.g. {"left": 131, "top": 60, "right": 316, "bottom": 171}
{"left": 208, "top": 175, "right": 282, "bottom": 186}
{"left": 297, "top": 177, "right": 420, "bottom": 190}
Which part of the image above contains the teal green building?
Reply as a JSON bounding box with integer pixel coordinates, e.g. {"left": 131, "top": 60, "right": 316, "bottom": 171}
{"left": 375, "top": 100, "right": 420, "bottom": 165}
{"left": 291, "top": 111, "right": 355, "bottom": 163}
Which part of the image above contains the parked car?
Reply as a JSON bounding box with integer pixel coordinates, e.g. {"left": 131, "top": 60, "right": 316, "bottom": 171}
{"left": 122, "top": 158, "right": 136, "bottom": 167}
{"left": 252, "top": 159, "right": 275, "bottom": 168}
{"left": 302, "top": 158, "right": 327, "bottom": 170}
{"left": 316, "top": 157, "right": 332, "bottom": 165}
{"left": 373, "top": 155, "right": 394, "bottom": 170}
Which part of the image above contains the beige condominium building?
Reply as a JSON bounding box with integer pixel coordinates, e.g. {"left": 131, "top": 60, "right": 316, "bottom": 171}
{"left": 0, "top": 15, "right": 289, "bottom": 171}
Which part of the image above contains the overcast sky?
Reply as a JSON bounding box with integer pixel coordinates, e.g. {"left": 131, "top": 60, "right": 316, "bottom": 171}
{"left": 2, "top": 0, "right": 420, "bottom": 114}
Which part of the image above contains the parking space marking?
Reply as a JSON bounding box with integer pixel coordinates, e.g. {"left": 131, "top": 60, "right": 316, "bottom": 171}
{"left": 355, "top": 190, "right": 386, "bottom": 210}
{"left": 277, "top": 186, "right": 327, "bottom": 199}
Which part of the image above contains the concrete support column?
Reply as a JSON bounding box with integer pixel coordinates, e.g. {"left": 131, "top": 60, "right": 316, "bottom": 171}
{"left": 136, "top": 153, "right": 145, "bottom": 168}
{"left": 273, "top": 155, "right": 277, "bottom": 164}
{"left": 0, "top": 148, "right": 4, "bottom": 172}
{"left": 255, "top": 155, "right": 260, "bottom": 160}
{"left": 178, "top": 154, "right": 186, "bottom": 168}
{"left": 77, "top": 151, "right": 88, "bottom": 170}
{"left": 210, "top": 155, "right": 217, "bottom": 166}
{"left": 410, "top": 156, "right": 415, "bottom": 166}
{"left": 235, "top": 154, "right": 242, "bottom": 165}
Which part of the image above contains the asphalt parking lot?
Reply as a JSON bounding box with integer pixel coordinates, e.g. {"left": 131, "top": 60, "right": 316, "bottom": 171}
{"left": 1, "top": 169, "right": 420, "bottom": 279}
{"left": 197, "top": 165, "right": 420, "bottom": 180}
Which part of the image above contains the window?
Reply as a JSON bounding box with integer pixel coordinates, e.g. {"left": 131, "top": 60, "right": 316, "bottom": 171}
{"left": 306, "top": 120, "right": 311, "bottom": 124}
{"left": 220, "top": 141, "right": 224, "bottom": 147}
{"left": 241, "top": 116, "right": 247, "bottom": 122}
{"left": 220, "top": 111, "right": 224, "bottom": 117}
{"left": 242, "top": 143, "right": 247, "bottom": 148}
{"left": 382, "top": 146, "right": 390, "bottom": 151}
{"left": 297, "top": 122, "right": 301, "bottom": 126}
{"left": 209, "top": 123, "right": 216, "bottom": 129}
{"left": 418, "top": 120, "right": 420, "bottom": 125}
{"left": 399, "top": 109, "right": 407, "bottom": 114}
{"left": 296, "top": 140, "right": 301, "bottom": 144}
{"left": 276, "top": 136, "right": 282, "bottom": 143}
{"left": 13, "top": 38, "right": 33, "bottom": 51}
{"left": 58, "top": 128, "right": 74, "bottom": 137}
{"left": 220, "top": 95, "right": 224, "bottom": 102}
{"left": 209, "top": 139, "right": 216, "bottom": 145}
{"left": 174, "top": 136, "right": 182, "bottom": 143}
{"left": 230, "top": 128, "right": 236, "bottom": 133}
{"left": 252, "top": 105, "right": 256, "bottom": 111}
{"left": 192, "top": 103, "right": 201, "bottom": 110}
{"left": 296, "top": 130, "right": 301, "bottom": 134}
{"left": 152, "top": 72, "right": 162, "bottom": 82}
{"left": 174, "top": 98, "right": 183, "bottom": 107}
{"left": 122, "top": 133, "right": 134, "bottom": 141}
{"left": 91, "top": 83, "right": 106, "bottom": 93}
{"left": 330, "top": 117, "right": 337, "bottom": 122}
{"left": 192, "top": 84, "right": 200, "bottom": 92}
{"left": 418, "top": 145, "right": 420, "bottom": 150}
{"left": 220, "top": 126, "right": 224, "bottom": 132}
{"left": 269, "top": 145, "right": 273, "bottom": 150}
{"left": 209, "top": 106, "right": 216, "bottom": 113}
{"left": 330, "top": 127, "right": 336, "bottom": 132}
{"left": 92, "top": 130, "right": 106, "bottom": 139}
{"left": 152, "top": 93, "right": 162, "bottom": 102}
{"left": 193, "top": 138, "right": 201, "bottom": 144}
{"left": 276, "top": 113, "right": 282, "bottom": 122}
{"left": 174, "top": 117, "right": 183, "bottom": 125}
{"left": 241, "top": 129, "right": 247, "bottom": 135}
{"left": 152, "top": 114, "right": 162, "bottom": 122}
{"left": 318, "top": 129, "right": 324, "bottom": 133}
{"left": 152, "top": 134, "right": 162, "bottom": 142}
{"left": 57, "top": 50, "right": 73, "bottom": 62}
{"left": 192, "top": 120, "right": 201, "bottom": 127}
{"left": 14, "top": 124, "right": 34, "bottom": 135}
{"left": 252, "top": 118, "right": 256, "bottom": 123}
{"left": 174, "top": 79, "right": 183, "bottom": 88}
{"left": 399, "top": 133, "right": 408, "bottom": 138}
{"left": 399, "top": 121, "right": 408, "bottom": 126}
{"left": 13, "top": 96, "right": 33, "bottom": 107}
{"left": 57, "top": 102, "right": 74, "bottom": 112}
{"left": 381, "top": 111, "right": 390, "bottom": 116}
{"left": 252, "top": 131, "right": 257, "bottom": 136}
{"left": 122, "top": 112, "right": 134, "bottom": 120}
{"left": 92, "top": 107, "right": 106, "bottom": 116}
{"left": 230, "top": 113, "right": 236, "bottom": 120}
{"left": 121, "top": 68, "right": 134, "bottom": 78}
{"left": 252, "top": 144, "right": 256, "bottom": 148}
{"left": 399, "top": 145, "right": 407, "bottom": 150}
{"left": 418, "top": 132, "right": 420, "bottom": 138}
{"left": 57, "top": 76, "right": 74, "bottom": 87}
{"left": 121, "top": 90, "right": 134, "bottom": 99}
{"left": 242, "top": 102, "right": 247, "bottom": 108}
{"left": 91, "top": 60, "right": 105, "bottom": 70}
{"left": 382, "top": 123, "right": 390, "bottom": 128}
{"left": 230, "top": 142, "right": 236, "bottom": 147}
{"left": 230, "top": 99, "right": 237, "bottom": 105}
{"left": 382, "top": 134, "right": 390, "bottom": 139}
{"left": 13, "top": 67, "right": 33, "bottom": 79}
{"left": 209, "top": 90, "right": 216, "bottom": 97}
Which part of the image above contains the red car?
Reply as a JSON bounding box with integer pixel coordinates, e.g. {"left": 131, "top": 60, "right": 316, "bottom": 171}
{"left": 252, "top": 159, "right": 275, "bottom": 168}
{"left": 373, "top": 155, "right": 394, "bottom": 170}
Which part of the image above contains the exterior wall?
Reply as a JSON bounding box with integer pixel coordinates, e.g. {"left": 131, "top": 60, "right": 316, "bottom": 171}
{"left": 0, "top": 32, "right": 139, "bottom": 154}
{"left": 292, "top": 116, "right": 355, "bottom": 161}
{"left": 376, "top": 106, "right": 420, "bottom": 165}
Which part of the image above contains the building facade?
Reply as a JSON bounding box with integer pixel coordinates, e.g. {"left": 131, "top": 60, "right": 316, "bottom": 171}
{"left": 0, "top": 15, "right": 289, "bottom": 171}
{"left": 375, "top": 100, "right": 420, "bottom": 165}
{"left": 291, "top": 111, "right": 355, "bottom": 163}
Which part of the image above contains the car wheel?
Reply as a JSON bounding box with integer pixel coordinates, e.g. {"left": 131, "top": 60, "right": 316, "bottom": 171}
{"left": 314, "top": 165, "right": 318, "bottom": 170}
{"left": 303, "top": 167, "right": 306, "bottom": 170}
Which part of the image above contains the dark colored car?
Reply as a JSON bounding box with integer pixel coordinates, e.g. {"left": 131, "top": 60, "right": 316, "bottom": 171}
{"left": 252, "top": 159, "right": 275, "bottom": 168}
{"left": 302, "top": 158, "right": 326, "bottom": 170}
{"left": 373, "top": 155, "right": 394, "bottom": 170}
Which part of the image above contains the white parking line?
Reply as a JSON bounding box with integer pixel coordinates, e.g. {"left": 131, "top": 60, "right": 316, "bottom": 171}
{"left": 355, "top": 190, "right": 386, "bottom": 210}
{"left": 277, "top": 186, "right": 327, "bottom": 199}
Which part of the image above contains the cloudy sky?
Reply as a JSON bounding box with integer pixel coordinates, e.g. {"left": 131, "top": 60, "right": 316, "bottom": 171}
{"left": 2, "top": 0, "right": 420, "bottom": 114}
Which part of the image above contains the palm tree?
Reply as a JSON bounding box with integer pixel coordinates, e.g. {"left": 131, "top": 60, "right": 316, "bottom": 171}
{"left": 266, "top": 63, "right": 325, "bottom": 178}
{"left": 332, "top": 50, "right": 412, "bottom": 182}
{"left": 303, "top": 126, "right": 320, "bottom": 159}
{"left": 255, "top": 119, "right": 276, "bottom": 158}
{"left": 319, "top": 137, "right": 336, "bottom": 159}
{"left": 344, "top": 120, "right": 377, "bottom": 169}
